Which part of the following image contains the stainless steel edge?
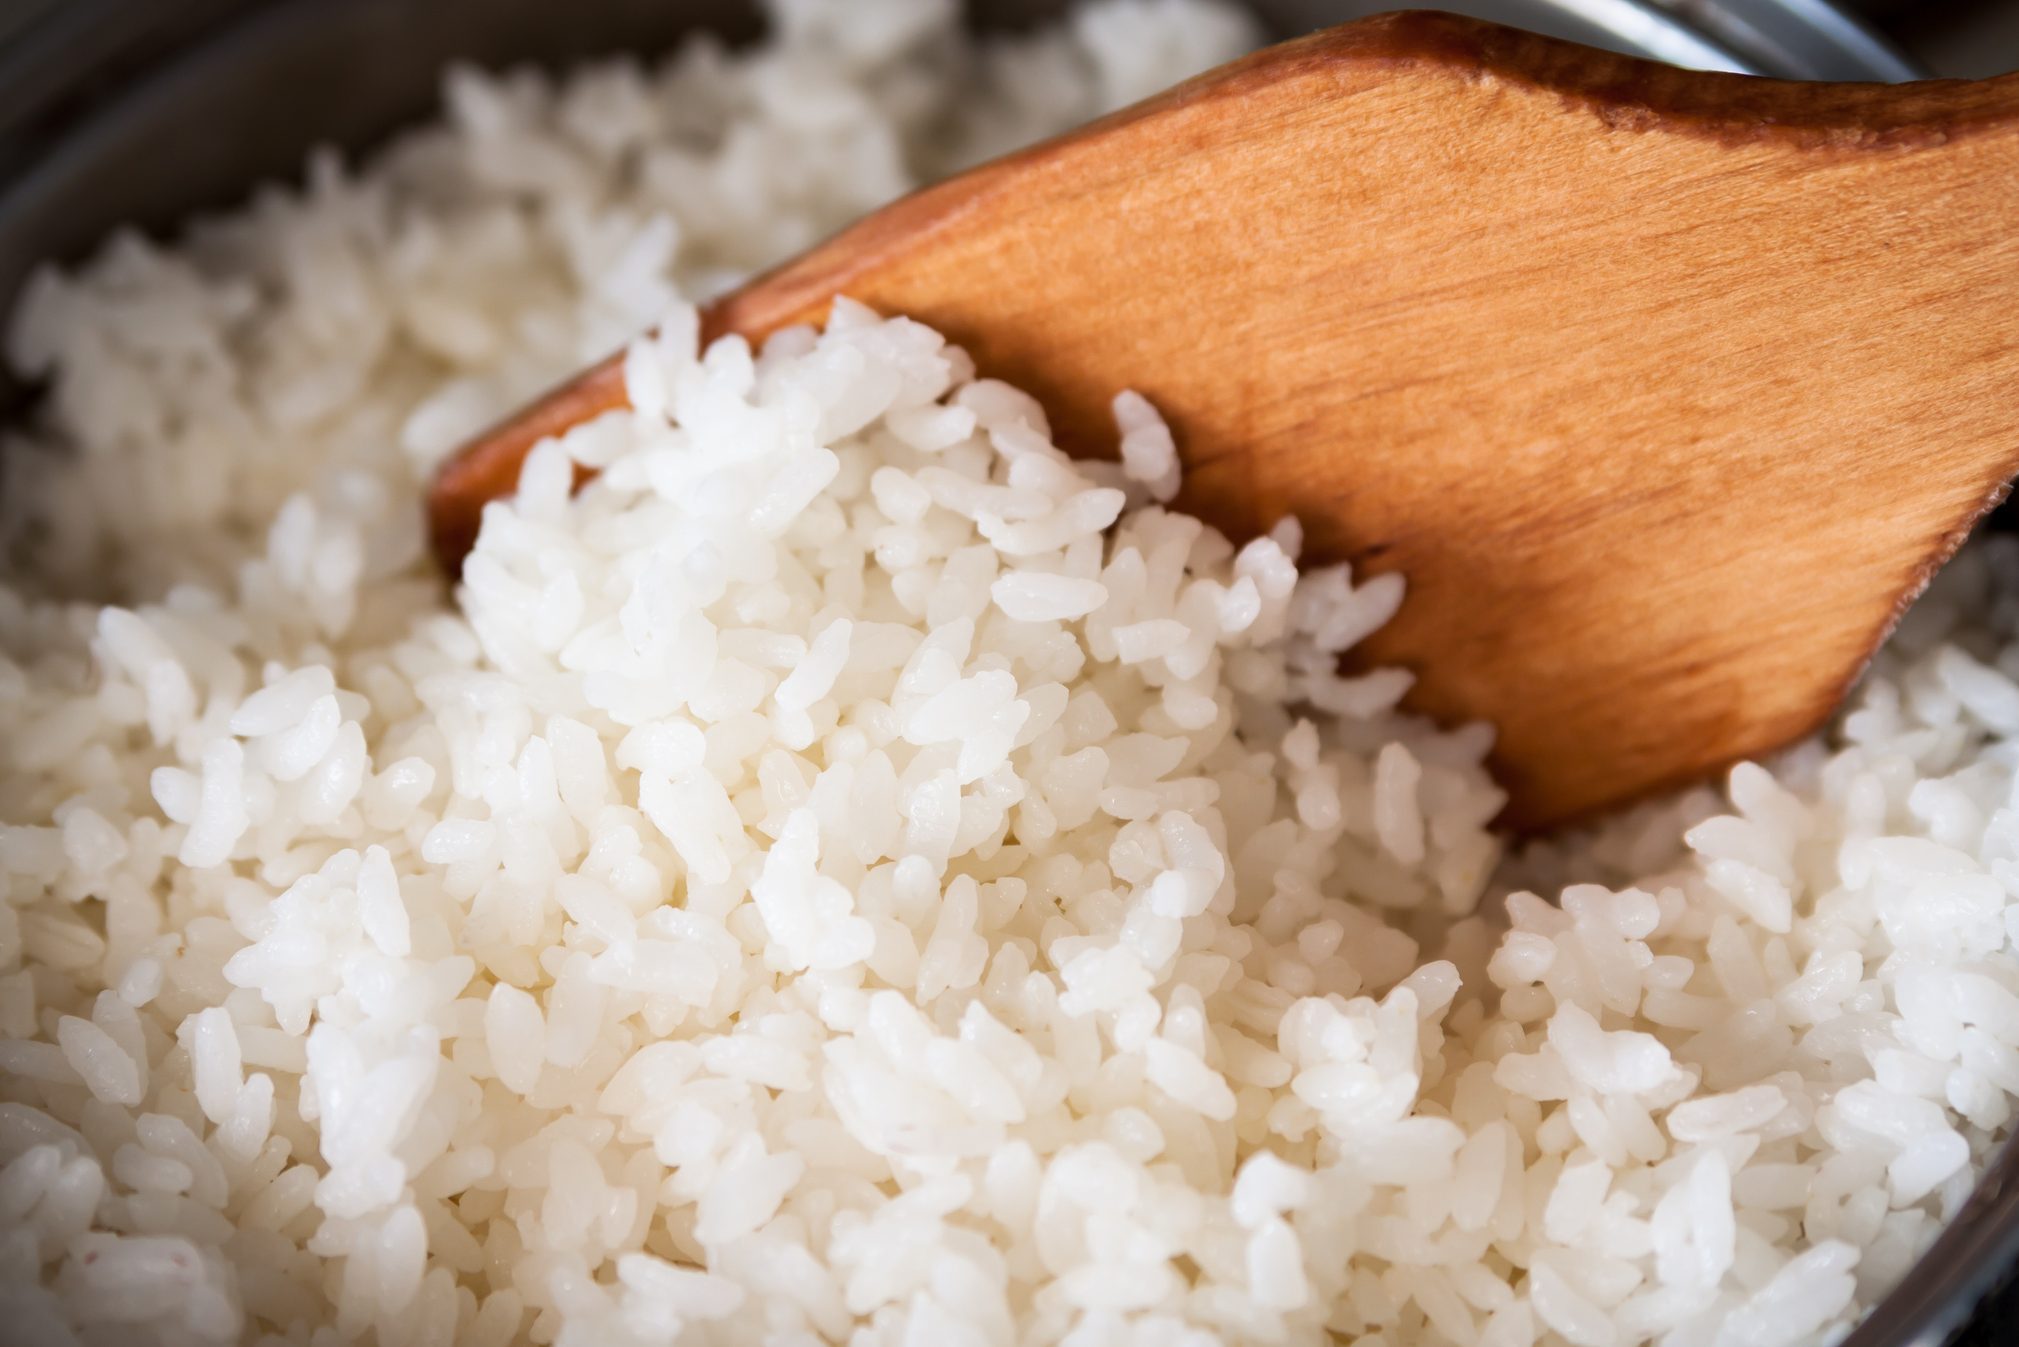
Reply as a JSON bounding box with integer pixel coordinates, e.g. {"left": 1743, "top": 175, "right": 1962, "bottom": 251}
{"left": 1664, "top": 0, "right": 1925, "bottom": 79}
{"left": 1280, "top": 0, "right": 1920, "bottom": 79}
{"left": 1298, "top": 0, "right": 1761, "bottom": 69}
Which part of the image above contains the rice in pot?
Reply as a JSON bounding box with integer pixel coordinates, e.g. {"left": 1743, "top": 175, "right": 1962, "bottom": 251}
{"left": 2, "top": 3, "right": 2017, "bottom": 1345}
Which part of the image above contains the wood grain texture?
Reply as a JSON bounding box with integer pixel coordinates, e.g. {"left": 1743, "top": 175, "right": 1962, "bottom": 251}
{"left": 426, "top": 10, "right": 2019, "bottom": 828}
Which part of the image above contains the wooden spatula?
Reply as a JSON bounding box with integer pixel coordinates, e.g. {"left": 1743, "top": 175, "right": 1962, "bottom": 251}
{"left": 425, "top": 11, "right": 2019, "bottom": 829}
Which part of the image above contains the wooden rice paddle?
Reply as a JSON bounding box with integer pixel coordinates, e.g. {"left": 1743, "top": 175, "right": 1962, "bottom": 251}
{"left": 426, "top": 11, "right": 2019, "bottom": 829}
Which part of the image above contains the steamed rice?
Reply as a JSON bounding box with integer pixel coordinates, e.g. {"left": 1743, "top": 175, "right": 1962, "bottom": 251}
{"left": 3, "top": 2, "right": 2018, "bottom": 1345}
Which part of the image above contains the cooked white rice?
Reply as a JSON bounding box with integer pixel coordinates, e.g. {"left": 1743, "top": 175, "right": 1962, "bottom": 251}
{"left": 2, "top": 3, "right": 2017, "bottom": 1345}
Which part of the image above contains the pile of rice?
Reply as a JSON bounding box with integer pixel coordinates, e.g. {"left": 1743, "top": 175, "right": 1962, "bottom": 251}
{"left": 3, "top": 2, "right": 2017, "bottom": 1344}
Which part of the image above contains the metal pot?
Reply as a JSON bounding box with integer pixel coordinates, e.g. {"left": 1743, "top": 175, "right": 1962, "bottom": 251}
{"left": 0, "top": 3, "right": 2006, "bottom": 1346}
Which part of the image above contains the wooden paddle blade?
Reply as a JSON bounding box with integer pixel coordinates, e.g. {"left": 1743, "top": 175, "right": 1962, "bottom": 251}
{"left": 426, "top": 359, "right": 628, "bottom": 577}
{"left": 427, "top": 12, "right": 2019, "bottom": 827}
